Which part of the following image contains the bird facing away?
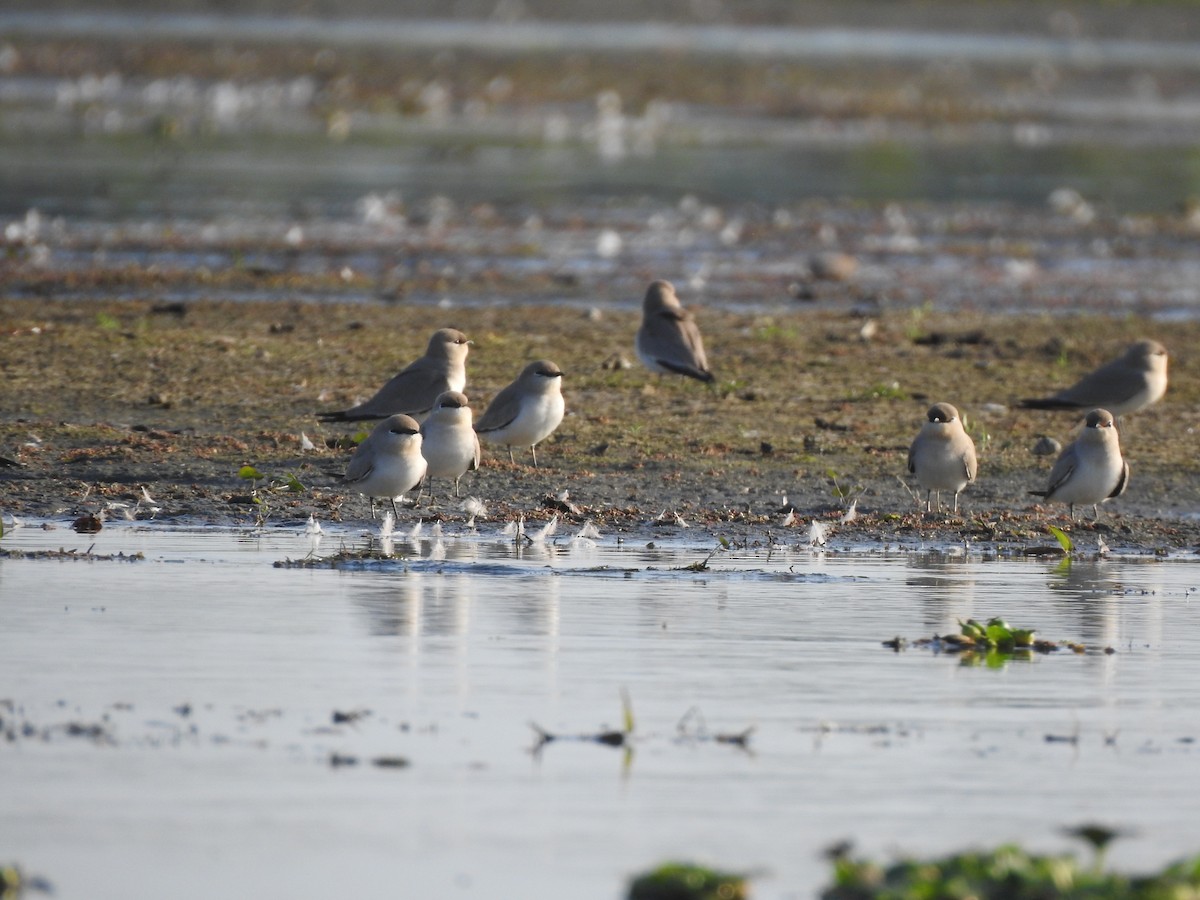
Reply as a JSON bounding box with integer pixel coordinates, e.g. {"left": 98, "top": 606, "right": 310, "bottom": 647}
{"left": 635, "top": 280, "right": 714, "bottom": 383}
{"left": 342, "top": 413, "right": 427, "bottom": 518}
{"left": 1030, "top": 408, "right": 1129, "bottom": 520}
{"left": 907, "top": 402, "right": 978, "bottom": 513}
{"left": 1019, "top": 339, "right": 1167, "bottom": 418}
{"left": 318, "top": 328, "right": 471, "bottom": 422}
{"left": 419, "top": 390, "right": 481, "bottom": 500}
{"left": 474, "top": 360, "right": 565, "bottom": 468}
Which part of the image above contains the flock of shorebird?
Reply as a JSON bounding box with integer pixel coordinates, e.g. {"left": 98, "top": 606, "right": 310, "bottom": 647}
{"left": 317, "top": 280, "right": 1168, "bottom": 522}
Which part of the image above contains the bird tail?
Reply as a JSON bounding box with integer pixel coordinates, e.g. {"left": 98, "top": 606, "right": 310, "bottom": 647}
{"left": 1019, "top": 398, "right": 1079, "bottom": 411}
{"left": 317, "top": 409, "right": 386, "bottom": 422}
{"left": 657, "top": 360, "right": 715, "bottom": 382}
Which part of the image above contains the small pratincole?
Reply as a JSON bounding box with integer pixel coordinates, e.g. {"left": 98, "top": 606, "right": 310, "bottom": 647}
{"left": 318, "top": 328, "right": 471, "bottom": 422}
{"left": 635, "top": 280, "right": 714, "bottom": 383}
{"left": 907, "top": 402, "right": 978, "bottom": 513}
{"left": 474, "top": 360, "right": 565, "bottom": 468}
{"left": 342, "top": 413, "right": 427, "bottom": 518}
{"left": 419, "top": 390, "right": 481, "bottom": 500}
{"left": 1030, "top": 407, "right": 1129, "bottom": 520}
{"left": 1019, "top": 339, "right": 1167, "bottom": 418}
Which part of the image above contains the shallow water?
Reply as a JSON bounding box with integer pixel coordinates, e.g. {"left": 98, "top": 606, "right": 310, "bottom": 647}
{"left": 3, "top": 521, "right": 1200, "bottom": 898}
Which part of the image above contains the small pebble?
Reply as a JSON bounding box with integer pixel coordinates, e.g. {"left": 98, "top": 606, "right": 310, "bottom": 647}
{"left": 1033, "top": 436, "right": 1062, "bottom": 456}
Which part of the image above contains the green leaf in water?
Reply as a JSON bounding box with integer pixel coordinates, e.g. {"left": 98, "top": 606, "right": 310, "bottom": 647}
{"left": 1048, "top": 524, "right": 1074, "bottom": 553}
{"left": 717, "top": 536, "right": 730, "bottom": 550}
{"left": 620, "top": 687, "right": 635, "bottom": 735}
{"left": 238, "top": 465, "right": 265, "bottom": 481}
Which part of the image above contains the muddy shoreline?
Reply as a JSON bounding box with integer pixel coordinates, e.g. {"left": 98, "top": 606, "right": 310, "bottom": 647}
{"left": 1, "top": 295, "right": 1198, "bottom": 555}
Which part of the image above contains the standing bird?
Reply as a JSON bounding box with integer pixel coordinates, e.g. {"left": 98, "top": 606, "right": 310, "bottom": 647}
{"left": 635, "top": 280, "right": 714, "bottom": 383}
{"left": 342, "top": 414, "right": 427, "bottom": 518}
{"left": 1030, "top": 408, "right": 1129, "bottom": 520}
{"left": 474, "top": 360, "right": 565, "bottom": 468}
{"left": 419, "top": 390, "right": 481, "bottom": 500}
{"left": 318, "top": 328, "right": 471, "bottom": 422}
{"left": 907, "top": 402, "right": 978, "bottom": 513}
{"left": 1019, "top": 339, "right": 1167, "bottom": 418}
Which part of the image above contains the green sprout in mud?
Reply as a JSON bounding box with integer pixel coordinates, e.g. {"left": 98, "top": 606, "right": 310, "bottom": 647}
{"left": 237, "top": 465, "right": 307, "bottom": 525}
{"left": 827, "top": 469, "right": 865, "bottom": 509}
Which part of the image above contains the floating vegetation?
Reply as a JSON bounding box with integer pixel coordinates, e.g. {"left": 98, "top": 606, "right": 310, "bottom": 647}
{"left": 0, "top": 546, "right": 143, "bottom": 562}
{"left": 820, "top": 842, "right": 1200, "bottom": 899}
{"left": 328, "top": 753, "right": 410, "bottom": 770}
{"left": 675, "top": 707, "right": 754, "bottom": 750}
{"left": 627, "top": 862, "right": 749, "bottom": 900}
{"left": 0, "top": 864, "right": 54, "bottom": 897}
{"left": 530, "top": 688, "right": 635, "bottom": 753}
{"left": 882, "top": 617, "right": 1111, "bottom": 667}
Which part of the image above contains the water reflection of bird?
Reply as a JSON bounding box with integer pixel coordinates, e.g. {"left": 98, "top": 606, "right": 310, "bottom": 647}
{"left": 342, "top": 413, "right": 427, "bottom": 518}
{"left": 1019, "top": 339, "right": 1167, "bottom": 417}
{"left": 318, "top": 328, "right": 471, "bottom": 422}
{"left": 419, "top": 391, "right": 480, "bottom": 500}
{"left": 905, "top": 553, "right": 976, "bottom": 632}
{"left": 1030, "top": 408, "right": 1128, "bottom": 520}
{"left": 635, "top": 280, "right": 714, "bottom": 383}
{"left": 475, "top": 360, "right": 565, "bottom": 467}
{"left": 907, "top": 402, "right": 977, "bottom": 513}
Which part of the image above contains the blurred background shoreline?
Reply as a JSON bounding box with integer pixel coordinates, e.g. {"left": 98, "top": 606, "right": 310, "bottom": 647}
{"left": 2, "top": 2, "right": 1200, "bottom": 314}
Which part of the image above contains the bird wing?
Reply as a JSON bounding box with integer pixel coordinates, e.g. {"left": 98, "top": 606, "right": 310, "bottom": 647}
{"left": 1023, "top": 357, "right": 1142, "bottom": 411}
{"left": 906, "top": 440, "right": 917, "bottom": 475}
{"left": 1041, "top": 445, "right": 1078, "bottom": 500}
{"left": 1055, "top": 358, "right": 1144, "bottom": 407}
{"left": 471, "top": 432, "right": 482, "bottom": 470}
{"left": 320, "top": 359, "right": 447, "bottom": 421}
{"left": 1110, "top": 460, "right": 1130, "bottom": 499}
{"left": 962, "top": 444, "right": 978, "bottom": 484}
{"left": 342, "top": 446, "right": 375, "bottom": 485}
{"left": 644, "top": 310, "right": 713, "bottom": 381}
{"left": 474, "top": 383, "right": 522, "bottom": 433}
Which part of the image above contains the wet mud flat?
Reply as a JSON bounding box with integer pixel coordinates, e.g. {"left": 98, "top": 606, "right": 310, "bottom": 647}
{"left": 1, "top": 291, "right": 1199, "bottom": 554}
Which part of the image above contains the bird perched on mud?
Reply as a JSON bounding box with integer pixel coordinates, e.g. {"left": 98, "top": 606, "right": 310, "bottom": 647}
{"left": 635, "top": 280, "right": 714, "bottom": 383}
{"left": 342, "top": 413, "right": 427, "bottom": 518}
{"left": 907, "top": 402, "right": 978, "bottom": 513}
{"left": 318, "top": 328, "right": 471, "bottom": 422}
{"left": 419, "top": 390, "right": 481, "bottom": 500}
{"left": 1030, "top": 408, "right": 1128, "bottom": 520}
{"left": 474, "top": 360, "right": 565, "bottom": 468}
{"left": 1019, "top": 339, "right": 1167, "bottom": 418}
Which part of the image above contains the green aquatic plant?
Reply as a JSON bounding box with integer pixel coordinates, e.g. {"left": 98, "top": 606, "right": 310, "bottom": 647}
{"left": 627, "top": 862, "right": 749, "bottom": 900}
{"left": 1049, "top": 524, "right": 1075, "bottom": 554}
{"left": 895, "top": 616, "right": 1096, "bottom": 669}
{"left": 820, "top": 841, "right": 1200, "bottom": 899}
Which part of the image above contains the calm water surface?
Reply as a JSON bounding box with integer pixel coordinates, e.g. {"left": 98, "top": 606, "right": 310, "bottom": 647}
{"left": 3, "top": 521, "right": 1200, "bottom": 899}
